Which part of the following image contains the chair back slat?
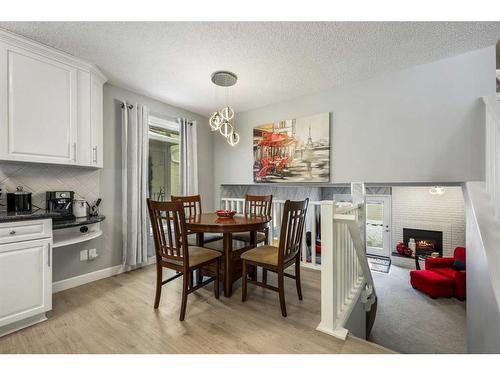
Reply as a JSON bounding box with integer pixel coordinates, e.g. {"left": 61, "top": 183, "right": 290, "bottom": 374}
{"left": 244, "top": 194, "right": 273, "bottom": 216}
{"left": 147, "top": 198, "right": 189, "bottom": 267}
{"left": 278, "top": 199, "right": 309, "bottom": 264}
{"left": 171, "top": 194, "right": 202, "bottom": 218}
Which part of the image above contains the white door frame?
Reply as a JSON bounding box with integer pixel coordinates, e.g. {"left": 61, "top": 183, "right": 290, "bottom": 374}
{"left": 366, "top": 195, "right": 392, "bottom": 258}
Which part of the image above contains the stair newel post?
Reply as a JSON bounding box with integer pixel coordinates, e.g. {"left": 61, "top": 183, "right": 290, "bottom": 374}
{"left": 317, "top": 200, "right": 338, "bottom": 336}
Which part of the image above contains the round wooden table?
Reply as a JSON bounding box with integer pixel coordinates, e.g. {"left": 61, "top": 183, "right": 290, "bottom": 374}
{"left": 185, "top": 213, "right": 271, "bottom": 297}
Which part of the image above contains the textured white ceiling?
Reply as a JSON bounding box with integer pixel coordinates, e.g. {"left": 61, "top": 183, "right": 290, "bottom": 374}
{"left": 0, "top": 22, "right": 499, "bottom": 116}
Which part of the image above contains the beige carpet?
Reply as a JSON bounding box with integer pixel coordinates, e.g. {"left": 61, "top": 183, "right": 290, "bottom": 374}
{"left": 369, "top": 265, "right": 466, "bottom": 354}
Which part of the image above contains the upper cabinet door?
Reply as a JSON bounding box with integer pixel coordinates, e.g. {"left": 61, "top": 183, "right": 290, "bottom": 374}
{"left": 0, "top": 42, "right": 78, "bottom": 164}
{"left": 76, "top": 70, "right": 92, "bottom": 166}
{"left": 90, "top": 73, "right": 104, "bottom": 168}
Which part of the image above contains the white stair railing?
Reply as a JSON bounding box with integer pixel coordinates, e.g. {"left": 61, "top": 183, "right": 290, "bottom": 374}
{"left": 221, "top": 197, "right": 246, "bottom": 214}
{"left": 222, "top": 191, "right": 377, "bottom": 339}
{"left": 316, "top": 199, "right": 376, "bottom": 340}
{"left": 221, "top": 197, "right": 326, "bottom": 270}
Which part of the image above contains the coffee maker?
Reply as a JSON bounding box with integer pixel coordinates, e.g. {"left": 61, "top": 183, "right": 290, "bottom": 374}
{"left": 46, "top": 191, "right": 75, "bottom": 221}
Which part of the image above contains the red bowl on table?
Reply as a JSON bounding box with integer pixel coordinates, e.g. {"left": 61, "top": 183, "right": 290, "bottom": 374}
{"left": 216, "top": 209, "right": 237, "bottom": 218}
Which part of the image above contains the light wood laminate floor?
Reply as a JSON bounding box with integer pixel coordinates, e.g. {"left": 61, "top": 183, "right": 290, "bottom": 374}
{"left": 0, "top": 265, "right": 391, "bottom": 354}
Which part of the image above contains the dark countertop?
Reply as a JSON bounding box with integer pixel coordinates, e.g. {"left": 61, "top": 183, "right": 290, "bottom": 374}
{"left": 52, "top": 215, "right": 106, "bottom": 230}
{"left": 0, "top": 209, "right": 105, "bottom": 229}
{"left": 0, "top": 209, "right": 62, "bottom": 223}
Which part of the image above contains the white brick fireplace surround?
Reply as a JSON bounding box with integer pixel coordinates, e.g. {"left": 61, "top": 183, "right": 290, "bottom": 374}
{"left": 391, "top": 186, "right": 465, "bottom": 267}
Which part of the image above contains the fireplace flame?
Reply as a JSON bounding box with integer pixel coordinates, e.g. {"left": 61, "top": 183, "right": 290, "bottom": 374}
{"left": 417, "top": 240, "right": 435, "bottom": 249}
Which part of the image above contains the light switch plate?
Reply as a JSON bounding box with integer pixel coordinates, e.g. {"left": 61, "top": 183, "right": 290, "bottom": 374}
{"left": 80, "top": 249, "right": 88, "bottom": 261}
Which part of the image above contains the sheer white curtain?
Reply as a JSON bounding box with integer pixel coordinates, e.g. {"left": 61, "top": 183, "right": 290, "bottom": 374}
{"left": 122, "top": 102, "right": 149, "bottom": 266}
{"left": 178, "top": 118, "right": 198, "bottom": 195}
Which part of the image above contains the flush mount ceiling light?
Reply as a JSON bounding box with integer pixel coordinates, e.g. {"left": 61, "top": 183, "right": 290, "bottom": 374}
{"left": 209, "top": 71, "right": 239, "bottom": 146}
{"left": 429, "top": 186, "right": 446, "bottom": 195}
{"left": 211, "top": 70, "right": 238, "bottom": 87}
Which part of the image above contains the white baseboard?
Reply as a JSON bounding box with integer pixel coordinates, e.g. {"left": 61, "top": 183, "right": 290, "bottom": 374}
{"left": 316, "top": 323, "right": 349, "bottom": 340}
{"left": 52, "top": 256, "right": 156, "bottom": 293}
{"left": 0, "top": 313, "right": 47, "bottom": 338}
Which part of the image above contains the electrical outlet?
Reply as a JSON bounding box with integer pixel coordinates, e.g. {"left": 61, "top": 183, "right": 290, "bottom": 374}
{"left": 88, "top": 248, "right": 98, "bottom": 260}
{"left": 80, "top": 249, "right": 88, "bottom": 261}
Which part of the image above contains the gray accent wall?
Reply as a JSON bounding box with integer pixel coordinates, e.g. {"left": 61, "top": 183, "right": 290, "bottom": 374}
{"left": 220, "top": 185, "right": 322, "bottom": 202}
{"left": 213, "top": 46, "right": 496, "bottom": 208}
{"left": 219, "top": 185, "right": 391, "bottom": 206}
{"left": 90, "top": 84, "right": 212, "bottom": 282}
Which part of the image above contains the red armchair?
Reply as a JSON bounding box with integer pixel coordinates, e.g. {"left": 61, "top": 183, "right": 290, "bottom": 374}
{"left": 410, "top": 247, "right": 466, "bottom": 300}
{"left": 425, "top": 247, "right": 466, "bottom": 300}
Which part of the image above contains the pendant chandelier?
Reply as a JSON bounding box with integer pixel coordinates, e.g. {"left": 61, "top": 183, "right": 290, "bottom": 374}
{"left": 209, "top": 71, "right": 240, "bottom": 146}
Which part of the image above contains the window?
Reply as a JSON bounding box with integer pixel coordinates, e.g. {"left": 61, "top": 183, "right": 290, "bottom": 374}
{"left": 148, "top": 116, "right": 180, "bottom": 200}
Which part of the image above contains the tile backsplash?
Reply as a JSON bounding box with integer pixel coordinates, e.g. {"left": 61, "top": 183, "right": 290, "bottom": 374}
{"left": 0, "top": 162, "right": 100, "bottom": 210}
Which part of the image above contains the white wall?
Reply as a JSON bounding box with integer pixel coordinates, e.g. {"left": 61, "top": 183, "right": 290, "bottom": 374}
{"left": 213, "top": 46, "right": 496, "bottom": 206}
{"left": 391, "top": 186, "right": 465, "bottom": 258}
{"left": 464, "top": 182, "right": 500, "bottom": 353}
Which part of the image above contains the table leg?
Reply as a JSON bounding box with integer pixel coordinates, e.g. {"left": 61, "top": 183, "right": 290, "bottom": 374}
{"left": 196, "top": 232, "right": 204, "bottom": 247}
{"left": 250, "top": 230, "right": 256, "bottom": 247}
{"left": 196, "top": 232, "right": 205, "bottom": 284}
{"left": 250, "top": 230, "right": 257, "bottom": 281}
{"left": 223, "top": 232, "right": 233, "bottom": 297}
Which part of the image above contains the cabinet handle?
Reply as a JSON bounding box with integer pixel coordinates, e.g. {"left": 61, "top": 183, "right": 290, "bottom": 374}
{"left": 48, "top": 244, "right": 51, "bottom": 267}
{"left": 93, "top": 146, "right": 98, "bottom": 164}
{"left": 9, "top": 230, "right": 16, "bottom": 235}
{"left": 73, "top": 142, "right": 77, "bottom": 162}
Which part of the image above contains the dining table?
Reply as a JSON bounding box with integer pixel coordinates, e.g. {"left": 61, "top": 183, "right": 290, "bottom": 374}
{"left": 185, "top": 213, "right": 271, "bottom": 297}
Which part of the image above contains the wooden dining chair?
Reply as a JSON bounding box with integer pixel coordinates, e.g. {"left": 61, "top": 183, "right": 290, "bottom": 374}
{"left": 171, "top": 194, "right": 222, "bottom": 244}
{"left": 232, "top": 194, "right": 273, "bottom": 245}
{"left": 147, "top": 198, "right": 221, "bottom": 321}
{"left": 241, "top": 198, "right": 309, "bottom": 317}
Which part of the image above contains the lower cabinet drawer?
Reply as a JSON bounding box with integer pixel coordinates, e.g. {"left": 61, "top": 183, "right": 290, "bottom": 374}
{"left": 0, "top": 219, "right": 52, "bottom": 244}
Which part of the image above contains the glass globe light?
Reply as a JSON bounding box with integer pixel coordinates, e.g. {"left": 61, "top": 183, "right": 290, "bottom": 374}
{"left": 220, "top": 106, "right": 235, "bottom": 121}
{"left": 219, "top": 121, "right": 233, "bottom": 138}
{"left": 227, "top": 131, "right": 240, "bottom": 146}
{"left": 209, "top": 111, "right": 223, "bottom": 131}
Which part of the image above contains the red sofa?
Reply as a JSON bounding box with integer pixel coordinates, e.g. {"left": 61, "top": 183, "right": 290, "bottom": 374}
{"left": 410, "top": 247, "right": 466, "bottom": 300}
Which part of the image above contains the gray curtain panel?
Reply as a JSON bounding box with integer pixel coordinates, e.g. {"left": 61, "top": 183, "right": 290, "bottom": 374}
{"left": 178, "top": 118, "right": 199, "bottom": 195}
{"left": 121, "top": 102, "right": 149, "bottom": 266}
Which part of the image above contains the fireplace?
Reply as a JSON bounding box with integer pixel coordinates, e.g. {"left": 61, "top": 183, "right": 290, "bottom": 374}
{"left": 403, "top": 228, "right": 443, "bottom": 257}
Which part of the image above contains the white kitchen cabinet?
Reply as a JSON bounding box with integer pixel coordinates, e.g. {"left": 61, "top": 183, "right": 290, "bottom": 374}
{"left": 0, "top": 219, "right": 52, "bottom": 336}
{"left": 90, "top": 72, "right": 104, "bottom": 168}
{"left": 0, "top": 219, "right": 52, "bottom": 245}
{"left": 77, "top": 70, "right": 92, "bottom": 166}
{"left": 0, "top": 42, "right": 78, "bottom": 164}
{"left": 0, "top": 29, "right": 107, "bottom": 168}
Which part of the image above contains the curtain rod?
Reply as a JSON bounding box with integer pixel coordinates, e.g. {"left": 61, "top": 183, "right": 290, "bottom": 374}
{"left": 120, "top": 103, "right": 134, "bottom": 109}
{"left": 121, "top": 103, "right": 192, "bottom": 126}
